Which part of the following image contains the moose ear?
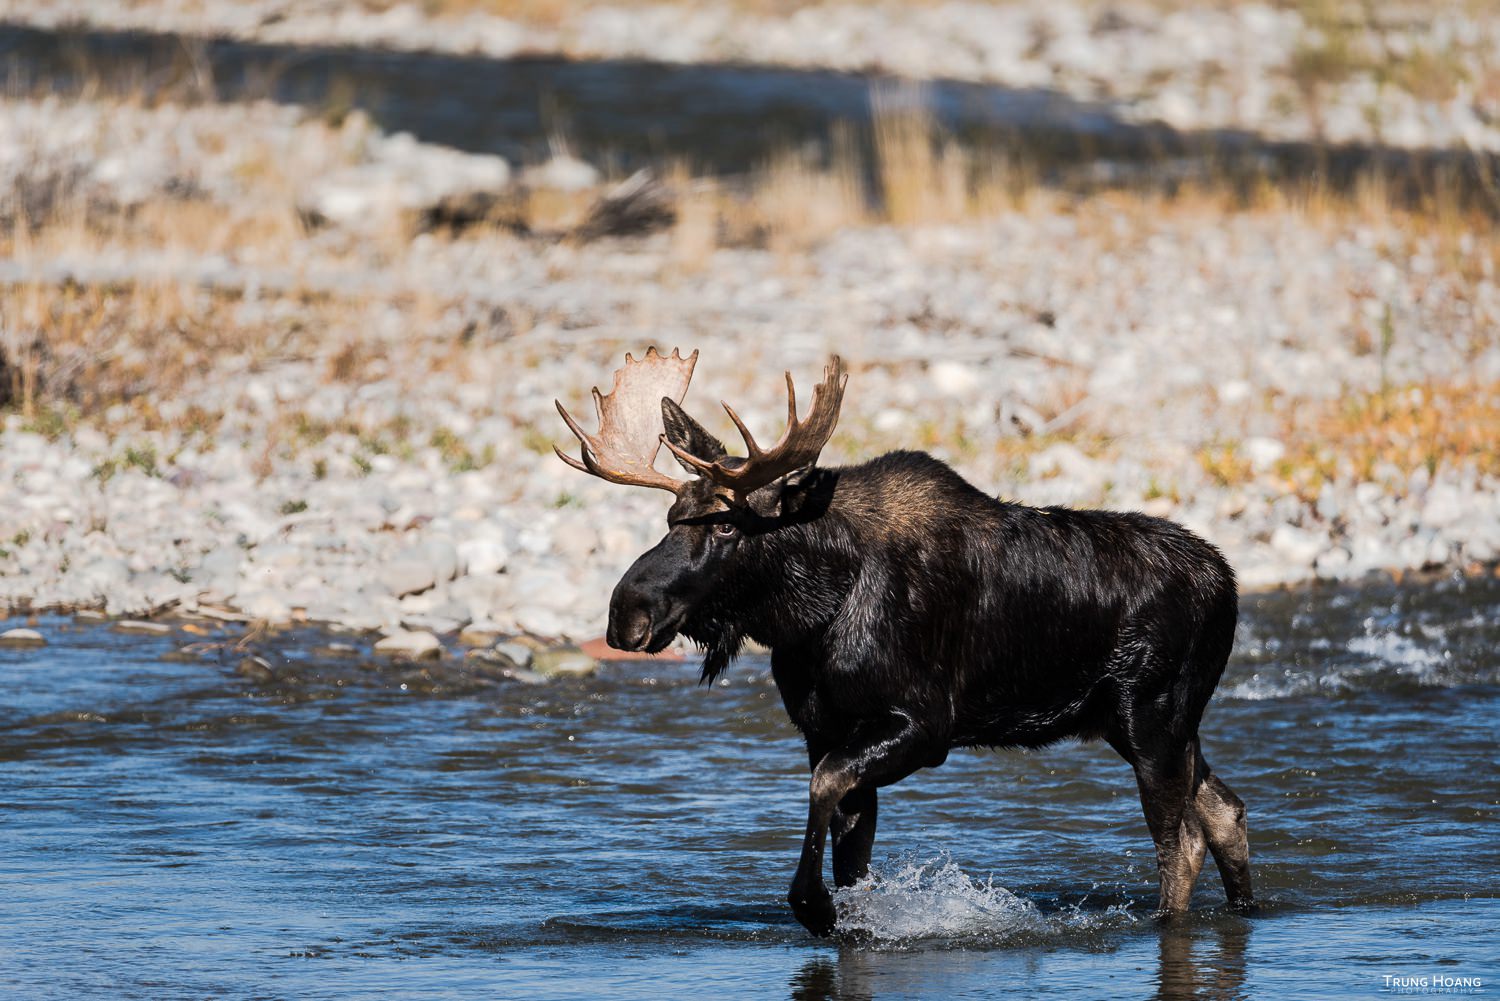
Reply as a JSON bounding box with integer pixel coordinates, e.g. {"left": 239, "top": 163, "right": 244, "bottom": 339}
{"left": 660, "top": 397, "right": 728, "bottom": 474}
{"left": 744, "top": 465, "right": 830, "bottom": 520}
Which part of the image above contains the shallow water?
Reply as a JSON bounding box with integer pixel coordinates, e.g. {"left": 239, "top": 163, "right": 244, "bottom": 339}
{"left": 4, "top": 23, "right": 1497, "bottom": 208}
{"left": 2, "top": 574, "right": 1498, "bottom": 999}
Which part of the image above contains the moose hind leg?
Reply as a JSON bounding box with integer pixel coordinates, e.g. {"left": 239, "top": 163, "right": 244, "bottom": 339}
{"left": 1132, "top": 744, "right": 1207, "bottom": 914}
{"left": 831, "top": 788, "right": 877, "bottom": 888}
{"left": 1194, "top": 766, "right": 1254, "bottom": 909}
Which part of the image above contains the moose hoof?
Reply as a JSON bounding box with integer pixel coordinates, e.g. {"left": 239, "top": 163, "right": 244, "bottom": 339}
{"left": 789, "top": 884, "right": 838, "bottom": 938}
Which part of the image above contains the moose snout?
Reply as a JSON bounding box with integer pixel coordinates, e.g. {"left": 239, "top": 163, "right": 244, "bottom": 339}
{"left": 606, "top": 597, "right": 654, "bottom": 652}
{"left": 608, "top": 568, "right": 667, "bottom": 651}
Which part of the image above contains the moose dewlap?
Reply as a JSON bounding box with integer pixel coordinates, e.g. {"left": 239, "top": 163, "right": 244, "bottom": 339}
{"left": 555, "top": 349, "right": 1253, "bottom": 937}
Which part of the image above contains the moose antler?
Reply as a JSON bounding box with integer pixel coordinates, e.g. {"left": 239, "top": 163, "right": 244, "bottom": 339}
{"left": 555, "top": 347, "right": 698, "bottom": 493}
{"left": 663, "top": 356, "right": 847, "bottom": 500}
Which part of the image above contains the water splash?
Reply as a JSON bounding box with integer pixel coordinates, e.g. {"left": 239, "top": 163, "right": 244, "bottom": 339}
{"left": 1223, "top": 621, "right": 1454, "bottom": 701}
{"left": 1345, "top": 628, "right": 1443, "bottom": 676}
{"left": 833, "top": 854, "right": 1137, "bottom": 945}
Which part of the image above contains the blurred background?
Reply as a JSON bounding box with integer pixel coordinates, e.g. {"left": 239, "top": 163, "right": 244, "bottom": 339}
{"left": 0, "top": 0, "right": 1497, "bottom": 640}
{"left": 2, "top": 6, "right": 1499, "bottom": 998}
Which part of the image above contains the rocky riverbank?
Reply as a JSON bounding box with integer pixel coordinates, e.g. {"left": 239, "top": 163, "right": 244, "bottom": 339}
{"left": 1, "top": 93, "right": 1498, "bottom": 657}
{"left": 6, "top": 0, "right": 1499, "bottom": 152}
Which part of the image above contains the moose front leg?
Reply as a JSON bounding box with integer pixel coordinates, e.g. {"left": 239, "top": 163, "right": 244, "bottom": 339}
{"left": 789, "top": 715, "right": 934, "bottom": 936}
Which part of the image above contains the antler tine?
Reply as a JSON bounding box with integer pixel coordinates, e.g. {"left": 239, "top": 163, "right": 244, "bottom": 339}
{"left": 719, "top": 401, "right": 763, "bottom": 459}
{"left": 554, "top": 347, "right": 698, "bottom": 493}
{"left": 784, "top": 371, "right": 798, "bottom": 439}
{"left": 664, "top": 356, "right": 847, "bottom": 501}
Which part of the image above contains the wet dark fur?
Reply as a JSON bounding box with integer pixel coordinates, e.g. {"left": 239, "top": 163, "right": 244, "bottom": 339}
{"left": 687, "top": 451, "right": 1237, "bottom": 755}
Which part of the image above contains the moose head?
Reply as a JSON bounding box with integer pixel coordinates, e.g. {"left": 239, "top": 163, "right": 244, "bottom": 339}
{"left": 555, "top": 348, "right": 847, "bottom": 654}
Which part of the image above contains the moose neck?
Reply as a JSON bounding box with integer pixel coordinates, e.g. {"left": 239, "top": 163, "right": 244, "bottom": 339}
{"left": 684, "top": 492, "right": 860, "bottom": 682}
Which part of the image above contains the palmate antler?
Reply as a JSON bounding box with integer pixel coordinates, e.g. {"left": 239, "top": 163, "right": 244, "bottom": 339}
{"left": 554, "top": 347, "right": 698, "bottom": 493}
{"left": 663, "top": 356, "right": 847, "bottom": 501}
{"left": 556, "top": 351, "right": 847, "bottom": 501}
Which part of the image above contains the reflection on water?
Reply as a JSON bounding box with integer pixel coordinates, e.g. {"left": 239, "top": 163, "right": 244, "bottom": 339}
{"left": 1156, "top": 922, "right": 1250, "bottom": 1001}
{"left": 0, "top": 574, "right": 1496, "bottom": 997}
{"left": 787, "top": 919, "right": 1250, "bottom": 1001}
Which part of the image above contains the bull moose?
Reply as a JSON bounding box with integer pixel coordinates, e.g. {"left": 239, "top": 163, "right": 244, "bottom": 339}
{"left": 554, "top": 348, "right": 1253, "bottom": 936}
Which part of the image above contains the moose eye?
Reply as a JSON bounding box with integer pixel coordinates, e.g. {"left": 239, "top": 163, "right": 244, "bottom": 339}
{"left": 713, "top": 522, "right": 739, "bottom": 539}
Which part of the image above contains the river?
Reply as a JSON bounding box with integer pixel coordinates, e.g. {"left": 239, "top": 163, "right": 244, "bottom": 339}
{"left": 2, "top": 574, "right": 1496, "bottom": 998}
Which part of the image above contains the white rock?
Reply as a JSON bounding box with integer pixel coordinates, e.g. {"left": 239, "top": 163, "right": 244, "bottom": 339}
{"left": 71, "top": 557, "right": 131, "bottom": 598}
{"left": 458, "top": 620, "right": 507, "bottom": 646}
{"left": 521, "top": 155, "right": 601, "bottom": 192}
{"left": 378, "top": 555, "right": 437, "bottom": 598}
{"left": 1420, "top": 484, "right": 1465, "bottom": 529}
{"left": 1242, "top": 437, "right": 1286, "bottom": 473}
{"left": 241, "top": 592, "right": 293, "bottom": 624}
{"left": 1314, "top": 547, "right": 1352, "bottom": 579}
{"left": 373, "top": 629, "right": 443, "bottom": 659}
{"left": 928, "top": 361, "right": 980, "bottom": 397}
{"left": 1217, "top": 379, "right": 1252, "bottom": 404}
{"left": 513, "top": 606, "right": 569, "bottom": 639}
{"left": 1269, "top": 524, "right": 1323, "bottom": 567}
{"left": 532, "top": 646, "right": 598, "bottom": 677}
{"left": 0, "top": 627, "right": 46, "bottom": 648}
{"left": 113, "top": 620, "right": 172, "bottom": 635}
{"left": 457, "top": 537, "right": 510, "bottom": 576}
{"left": 493, "top": 640, "right": 535, "bottom": 669}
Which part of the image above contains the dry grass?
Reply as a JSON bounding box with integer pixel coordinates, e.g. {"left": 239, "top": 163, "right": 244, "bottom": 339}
{"left": 0, "top": 278, "right": 370, "bottom": 423}
{"left": 1281, "top": 381, "right": 1500, "bottom": 490}
{"left": 640, "top": 94, "right": 1499, "bottom": 271}
{"left": 1194, "top": 379, "right": 1500, "bottom": 500}
{"left": 3, "top": 196, "right": 307, "bottom": 262}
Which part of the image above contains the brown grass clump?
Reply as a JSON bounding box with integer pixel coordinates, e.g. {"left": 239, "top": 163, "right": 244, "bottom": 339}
{"left": 1283, "top": 381, "right": 1500, "bottom": 489}
{"left": 0, "top": 278, "right": 368, "bottom": 423}
{"left": 1196, "top": 380, "right": 1500, "bottom": 500}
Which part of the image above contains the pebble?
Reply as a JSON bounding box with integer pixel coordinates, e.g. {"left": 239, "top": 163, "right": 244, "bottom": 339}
{"left": 235, "top": 655, "right": 276, "bottom": 682}
{"left": 373, "top": 629, "right": 444, "bottom": 660}
{"left": 458, "top": 621, "right": 507, "bottom": 647}
{"left": 532, "top": 646, "right": 598, "bottom": 678}
{"left": 378, "top": 556, "right": 438, "bottom": 599}
{"left": 464, "top": 646, "right": 520, "bottom": 669}
{"left": 0, "top": 627, "right": 46, "bottom": 648}
{"left": 493, "top": 641, "right": 536, "bottom": 670}
{"left": 457, "top": 538, "right": 510, "bottom": 577}
{"left": 113, "top": 620, "right": 173, "bottom": 636}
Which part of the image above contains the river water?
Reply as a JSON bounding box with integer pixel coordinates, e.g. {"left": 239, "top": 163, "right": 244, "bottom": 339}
{"left": 1, "top": 573, "right": 1496, "bottom": 999}
{"left": 3, "top": 23, "right": 1498, "bottom": 210}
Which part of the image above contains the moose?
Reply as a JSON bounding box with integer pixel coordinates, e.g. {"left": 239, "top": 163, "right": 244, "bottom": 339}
{"left": 555, "top": 348, "right": 1253, "bottom": 936}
